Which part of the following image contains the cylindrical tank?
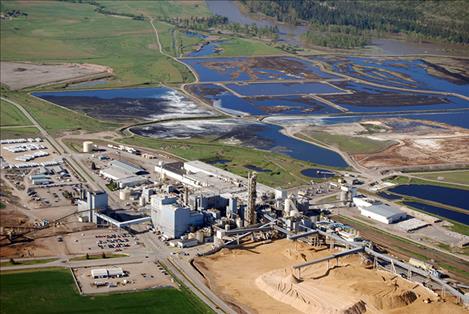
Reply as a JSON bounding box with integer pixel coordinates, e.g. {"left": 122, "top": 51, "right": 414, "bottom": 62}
{"left": 224, "top": 224, "right": 230, "bottom": 231}
{"left": 139, "top": 196, "right": 146, "bottom": 206}
{"left": 195, "top": 230, "right": 204, "bottom": 243}
{"left": 119, "top": 188, "right": 131, "bottom": 201}
{"left": 236, "top": 217, "right": 243, "bottom": 228}
{"left": 284, "top": 198, "right": 291, "bottom": 217}
{"left": 83, "top": 141, "right": 93, "bottom": 153}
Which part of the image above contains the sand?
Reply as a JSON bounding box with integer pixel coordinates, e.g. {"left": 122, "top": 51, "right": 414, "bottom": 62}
{"left": 194, "top": 240, "right": 465, "bottom": 314}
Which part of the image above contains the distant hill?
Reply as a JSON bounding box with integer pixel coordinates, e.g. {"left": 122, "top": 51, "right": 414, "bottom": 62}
{"left": 241, "top": 0, "right": 469, "bottom": 48}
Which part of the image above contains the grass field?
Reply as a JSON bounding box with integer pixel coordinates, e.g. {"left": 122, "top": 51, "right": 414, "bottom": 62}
{"left": 118, "top": 135, "right": 337, "bottom": 188}
{"left": 96, "top": 0, "right": 211, "bottom": 19}
{"left": 154, "top": 21, "right": 206, "bottom": 57}
{"left": 298, "top": 131, "right": 395, "bottom": 154}
{"left": 386, "top": 175, "right": 469, "bottom": 191}
{"left": 0, "top": 1, "right": 194, "bottom": 86}
{"left": 0, "top": 126, "right": 40, "bottom": 139}
{"left": 215, "top": 37, "right": 283, "bottom": 56}
{"left": 0, "top": 268, "right": 212, "bottom": 314}
{"left": 3, "top": 91, "right": 118, "bottom": 136}
{"left": 0, "top": 99, "right": 31, "bottom": 126}
{"left": 410, "top": 170, "right": 469, "bottom": 186}
{"left": 0, "top": 258, "right": 58, "bottom": 268}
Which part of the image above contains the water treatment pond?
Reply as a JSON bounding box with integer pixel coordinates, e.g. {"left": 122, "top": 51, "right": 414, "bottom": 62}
{"left": 301, "top": 168, "right": 336, "bottom": 179}
{"left": 389, "top": 184, "right": 469, "bottom": 211}
{"left": 33, "top": 87, "right": 214, "bottom": 122}
{"left": 403, "top": 201, "right": 469, "bottom": 225}
{"left": 130, "top": 118, "right": 348, "bottom": 168}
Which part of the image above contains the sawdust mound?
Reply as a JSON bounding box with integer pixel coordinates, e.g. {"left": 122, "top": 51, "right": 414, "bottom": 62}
{"left": 256, "top": 269, "right": 368, "bottom": 314}
{"left": 372, "top": 290, "right": 417, "bottom": 310}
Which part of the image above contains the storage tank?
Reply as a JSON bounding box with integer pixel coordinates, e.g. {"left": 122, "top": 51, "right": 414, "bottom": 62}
{"left": 83, "top": 141, "right": 93, "bottom": 153}
{"left": 139, "top": 196, "right": 146, "bottom": 206}
{"left": 119, "top": 188, "right": 131, "bottom": 201}
{"left": 195, "top": 230, "right": 204, "bottom": 243}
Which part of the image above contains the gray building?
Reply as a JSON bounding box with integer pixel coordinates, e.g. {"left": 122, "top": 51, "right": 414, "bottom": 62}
{"left": 151, "top": 195, "right": 204, "bottom": 239}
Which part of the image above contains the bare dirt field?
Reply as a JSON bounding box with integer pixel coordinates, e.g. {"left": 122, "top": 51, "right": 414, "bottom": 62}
{"left": 194, "top": 239, "right": 464, "bottom": 314}
{"left": 0, "top": 62, "right": 112, "bottom": 90}
{"left": 299, "top": 118, "right": 469, "bottom": 168}
{"left": 73, "top": 261, "right": 175, "bottom": 294}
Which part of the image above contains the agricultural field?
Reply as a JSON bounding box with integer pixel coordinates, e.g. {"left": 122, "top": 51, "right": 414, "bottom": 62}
{"left": 0, "top": 1, "right": 194, "bottom": 86}
{"left": 0, "top": 99, "right": 31, "bottom": 126}
{"left": 0, "top": 268, "right": 212, "bottom": 314}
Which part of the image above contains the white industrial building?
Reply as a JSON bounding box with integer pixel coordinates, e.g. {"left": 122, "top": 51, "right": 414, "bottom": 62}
{"left": 154, "top": 160, "right": 277, "bottom": 203}
{"left": 353, "top": 196, "right": 406, "bottom": 224}
{"left": 91, "top": 267, "right": 124, "bottom": 279}
{"left": 99, "top": 160, "right": 148, "bottom": 188}
{"left": 150, "top": 195, "right": 204, "bottom": 239}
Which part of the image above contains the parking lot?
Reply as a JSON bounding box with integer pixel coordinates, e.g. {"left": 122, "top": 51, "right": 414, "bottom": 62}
{"left": 64, "top": 229, "right": 141, "bottom": 255}
{"left": 73, "top": 261, "right": 176, "bottom": 294}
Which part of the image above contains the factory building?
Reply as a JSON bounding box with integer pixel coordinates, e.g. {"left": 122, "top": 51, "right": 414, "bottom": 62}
{"left": 100, "top": 160, "right": 146, "bottom": 180}
{"left": 116, "top": 176, "right": 148, "bottom": 189}
{"left": 78, "top": 189, "right": 108, "bottom": 221}
{"left": 150, "top": 195, "right": 204, "bottom": 239}
{"left": 353, "top": 196, "right": 406, "bottom": 224}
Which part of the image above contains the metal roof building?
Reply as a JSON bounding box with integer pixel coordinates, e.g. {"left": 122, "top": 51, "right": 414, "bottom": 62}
{"left": 110, "top": 160, "right": 145, "bottom": 175}
{"left": 359, "top": 203, "right": 407, "bottom": 224}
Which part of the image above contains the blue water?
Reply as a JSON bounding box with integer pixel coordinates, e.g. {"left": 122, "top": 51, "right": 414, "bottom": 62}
{"left": 184, "top": 31, "right": 207, "bottom": 39}
{"left": 190, "top": 84, "right": 340, "bottom": 115}
{"left": 389, "top": 185, "right": 469, "bottom": 210}
{"left": 255, "top": 123, "right": 348, "bottom": 167}
{"left": 186, "top": 41, "right": 225, "bottom": 57}
{"left": 225, "top": 82, "right": 343, "bottom": 96}
{"left": 301, "top": 168, "right": 336, "bottom": 178}
{"left": 303, "top": 111, "right": 469, "bottom": 129}
{"left": 321, "top": 56, "right": 469, "bottom": 97}
{"left": 324, "top": 81, "right": 469, "bottom": 113}
{"left": 182, "top": 56, "right": 338, "bottom": 82}
{"left": 403, "top": 201, "right": 469, "bottom": 225}
{"left": 33, "top": 87, "right": 171, "bottom": 100}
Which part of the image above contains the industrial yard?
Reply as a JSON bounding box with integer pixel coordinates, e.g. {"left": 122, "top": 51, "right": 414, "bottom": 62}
{"left": 195, "top": 239, "right": 465, "bottom": 314}
{"left": 1, "top": 1, "right": 468, "bottom": 313}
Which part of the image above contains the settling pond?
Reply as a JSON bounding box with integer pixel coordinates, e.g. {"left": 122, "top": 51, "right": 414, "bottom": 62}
{"left": 403, "top": 201, "right": 469, "bottom": 225}
{"left": 32, "top": 87, "right": 214, "bottom": 122}
{"left": 130, "top": 118, "right": 348, "bottom": 168}
{"left": 389, "top": 184, "right": 469, "bottom": 211}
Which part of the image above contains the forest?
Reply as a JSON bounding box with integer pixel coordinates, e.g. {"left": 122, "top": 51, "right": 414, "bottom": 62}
{"left": 241, "top": 0, "right": 469, "bottom": 48}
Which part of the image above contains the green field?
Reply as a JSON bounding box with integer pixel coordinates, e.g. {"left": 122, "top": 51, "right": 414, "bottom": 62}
{"left": 3, "top": 92, "right": 118, "bottom": 136}
{"left": 299, "top": 131, "right": 395, "bottom": 154}
{"left": 0, "top": 126, "right": 40, "bottom": 139}
{"left": 0, "top": 258, "right": 58, "bottom": 268}
{"left": 386, "top": 175, "right": 469, "bottom": 191}
{"left": 119, "top": 135, "right": 340, "bottom": 188}
{"left": 411, "top": 170, "right": 469, "bottom": 186}
{"left": 0, "top": 99, "right": 31, "bottom": 126}
{"left": 154, "top": 21, "right": 206, "bottom": 57}
{"left": 0, "top": 1, "right": 194, "bottom": 86}
{"left": 96, "top": 0, "right": 211, "bottom": 19}
{"left": 214, "top": 37, "right": 282, "bottom": 56}
{"left": 0, "top": 268, "right": 212, "bottom": 314}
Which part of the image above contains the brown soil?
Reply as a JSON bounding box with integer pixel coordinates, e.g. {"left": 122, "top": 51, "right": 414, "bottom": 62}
{"left": 194, "top": 240, "right": 463, "bottom": 314}
{"left": 0, "top": 62, "right": 112, "bottom": 90}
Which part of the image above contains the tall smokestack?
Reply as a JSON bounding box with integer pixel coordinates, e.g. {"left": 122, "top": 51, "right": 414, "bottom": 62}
{"left": 245, "top": 172, "right": 257, "bottom": 226}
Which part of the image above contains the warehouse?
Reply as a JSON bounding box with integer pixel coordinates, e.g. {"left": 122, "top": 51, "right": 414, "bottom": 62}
{"left": 109, "top": 160, "right": 145, "bottom": 175}
{"left": 358, "top": 203, "right": 407, "bottom": 224}
{"left": 116, "top": 175, "right": 148, "bottom": 188}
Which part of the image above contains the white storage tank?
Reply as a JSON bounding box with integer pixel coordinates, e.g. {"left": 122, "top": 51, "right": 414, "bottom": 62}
{"left": 119, "top": 188, "right": 131, "bottom": 201}
{"left": 83, "top": 141, "right": 94, "bottom": 153}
